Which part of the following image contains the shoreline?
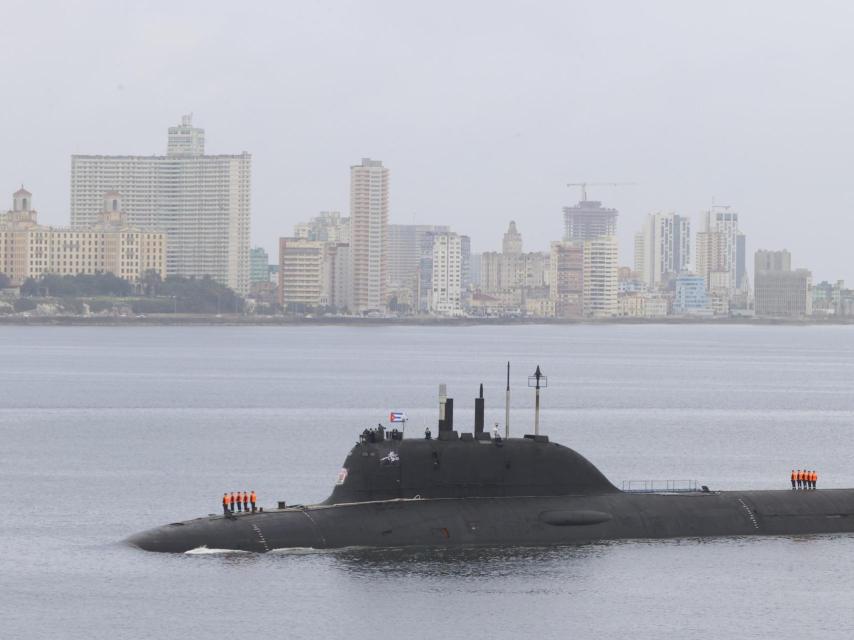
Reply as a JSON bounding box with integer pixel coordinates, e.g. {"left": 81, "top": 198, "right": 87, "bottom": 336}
{"left": 0, "top": 314, "right": 851, "bottom": 327}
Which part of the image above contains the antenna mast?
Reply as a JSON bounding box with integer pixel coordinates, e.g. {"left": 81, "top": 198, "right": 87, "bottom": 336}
{"left": 505, "top": 361, "right": 510, "bottom": 439}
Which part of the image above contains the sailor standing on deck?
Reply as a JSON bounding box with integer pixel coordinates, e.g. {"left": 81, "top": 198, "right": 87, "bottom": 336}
{"left": 791, "top": 470, "right": 796, "bottom": 490}
{"left": 222, "top": 493, "right": 230, "bottom": 515}
{"left": 796, "top": 470, "right": 803, "bottom": 490}
{"left": 250, "top": 490, "right": 257, "bottom": 512}
{"left": 242, "top": 491, "right": 249, "bottom": 511}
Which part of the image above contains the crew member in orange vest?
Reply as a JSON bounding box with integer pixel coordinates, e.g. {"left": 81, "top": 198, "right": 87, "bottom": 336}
{"left": 242, "top": 491, "right": 249, "bottom": 512}
{"left": 790, "top": 469, "right": 796, "bottom": 490}
{"left": 799, "top": 469, "right": 806, "bottom": 490}
{"left": 813, "top": 470, "right": 819, "bottom": 489}
{"left": 222, "top": 492, "right": 230, "bottom": 515}
{"left": 250, "top": 491, "right": 257, "bottom": 513}
{"left": 232, "top": 491, "right": 239, "bottom": 512}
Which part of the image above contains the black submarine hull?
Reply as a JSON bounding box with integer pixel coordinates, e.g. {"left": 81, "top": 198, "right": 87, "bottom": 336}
{"left": 127, "top": 488, "right": 854, "bottom": 553}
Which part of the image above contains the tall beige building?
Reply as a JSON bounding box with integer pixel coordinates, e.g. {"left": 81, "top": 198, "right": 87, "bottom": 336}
{"left": 350, "top": 158, "right": 389, "bottom": 313}
{"left": 582, "top": 236, "right": 618, "bottom": 317}
{"left": 549, "top": 241, "right": 584, "bottom": 318}
{"left": 0, "top": 188, "right": 166, "bottom": 285}
{"left": 277, "top": 237, "right": 350, "bottom": 310}
{"left": 70, "top": 115, "right": 251, "bottom": 293}
{"left": 695, "top": 207, "right": 746, "bottom": 295}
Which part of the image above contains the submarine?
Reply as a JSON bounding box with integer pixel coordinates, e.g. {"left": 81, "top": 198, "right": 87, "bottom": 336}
{"left": 128, "top": 377, "right": 854, "bottom": 553}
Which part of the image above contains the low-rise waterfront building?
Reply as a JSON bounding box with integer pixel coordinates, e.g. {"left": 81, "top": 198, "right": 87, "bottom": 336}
{"left": 0, "top": 188, "right": 166, "bottom": 286}
{"left": 672, "top": 273, "right": 710, "bottom": 315}
{"left": 617, "top": 292, "right": 669, "bottom": 318}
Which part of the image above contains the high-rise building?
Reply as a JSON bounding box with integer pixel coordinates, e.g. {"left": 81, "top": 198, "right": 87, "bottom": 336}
{"left": 549, "top": 241, "right": 584, "bottom": 318}
{"left": 278, "top": 238, "right": 326, "bottom": 309}
{"left": 634, "top": 212, "right": 691, "bottom": 290}
{"left": 329, "top": 243, "right": 352, "bottom": 312}
{"left": 278, "top": 237, "right": 350, "bottom": 310}
{"left": 469, "top": 253, "right": 482, "bottom": 289}
{"left": 387, "top": 224, "right": 449, "bottom": 296}
{"left": 460, "top": 235, "right": 472, "bottom": 292}
{"left": 70, "top": 115, "right": 251, "bottom": 293}
{"left": 429, "top": 232, "right": 463, "bottom": 315}
{"left": 350, "top": 158, "right": 389, "bottom": 313}
{"left": 754, "top": 249, "right": 811, "bottom": 317}
{"left": 582, "top": 236, "right": 618, "bottom": 317}
{"left": 563, "top": 200, "right": 618, "bottom": 241}
{"left": 560, "top": 199, "right": 618, "bottom": 316}
{"left": 736, "top": 232, "right": 747, "bottom": 291}
{"left": 695, "top": 206, "right": 743, "bottom": 294}
{"left": 0, "top": 188, "right": 166, "bottom": 285}
{"left": 502, "top": 220, "right": 523, "bottom": 254}
{"left": 249, "top": 247, "right": 270, "bottom": 283}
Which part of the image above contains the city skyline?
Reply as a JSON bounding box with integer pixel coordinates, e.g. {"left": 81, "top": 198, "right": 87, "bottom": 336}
{"left": 5, "top": 3, "right": 854, "bottom": 285}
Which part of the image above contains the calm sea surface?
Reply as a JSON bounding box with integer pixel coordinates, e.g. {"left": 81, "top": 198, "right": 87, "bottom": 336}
{"left": 2, "top": 324, "right": 854, "bottom": 639}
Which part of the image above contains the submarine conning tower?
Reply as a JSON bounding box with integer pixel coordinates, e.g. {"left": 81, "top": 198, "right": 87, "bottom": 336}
{"left": 324, "top": 383, "right": 619, "bottom": 505}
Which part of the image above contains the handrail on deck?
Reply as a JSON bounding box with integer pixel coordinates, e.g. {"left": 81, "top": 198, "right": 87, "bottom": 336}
{"left": 621, "top": 479, "right": 700, "bottom": 493}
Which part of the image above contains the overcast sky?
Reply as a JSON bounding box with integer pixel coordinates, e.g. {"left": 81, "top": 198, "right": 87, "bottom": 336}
{"left": 3, "top": 1, "right": 854, "bottom": 282}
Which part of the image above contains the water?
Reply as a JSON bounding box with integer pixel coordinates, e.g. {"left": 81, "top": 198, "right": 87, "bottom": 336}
{"left": 1, "top": 324, "right": 853, "bottom": 639}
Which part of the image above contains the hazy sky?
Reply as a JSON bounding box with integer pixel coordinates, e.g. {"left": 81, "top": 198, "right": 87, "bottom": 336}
{"left": 3, "top": 1, "right": 854, "bottom": 282}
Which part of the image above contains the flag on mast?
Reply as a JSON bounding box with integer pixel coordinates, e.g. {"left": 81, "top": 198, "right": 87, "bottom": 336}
{"left": 389, "top": 411, "right": 407, "bottom": 423}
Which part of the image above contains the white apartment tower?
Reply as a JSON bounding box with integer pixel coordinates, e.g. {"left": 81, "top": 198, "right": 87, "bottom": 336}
{"left": 430, "top": 232, "right": 463, "bottom": 316}
{"left": 350, "top": 158, "right": 389, "bottom": 313}
{"left": 70, "top": 115, "right": 251, "bottom": 293}
{"left": 634, "top": 212, "right": 691, "bottom": 289}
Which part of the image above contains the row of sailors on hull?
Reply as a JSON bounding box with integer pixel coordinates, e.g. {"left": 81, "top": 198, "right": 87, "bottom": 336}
{"left": 223, "top": 491, "right": 257, "bottom": 514}
{"left": 791, "top": 470, "right": 818, "bottom": 490}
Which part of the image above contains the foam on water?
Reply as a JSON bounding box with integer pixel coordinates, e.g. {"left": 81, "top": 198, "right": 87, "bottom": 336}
{"left": 184, "top": 546, "right": 252, "bottom": 555}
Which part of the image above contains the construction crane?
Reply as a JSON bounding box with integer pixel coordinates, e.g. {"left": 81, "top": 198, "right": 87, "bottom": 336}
{"left": 567, "top": 182, "right": 636, "bottom": 202}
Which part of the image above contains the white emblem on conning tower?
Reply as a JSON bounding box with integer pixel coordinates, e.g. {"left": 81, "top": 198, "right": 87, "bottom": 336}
{"left": 380, "top": 451, "right": 400, "bottom": 465}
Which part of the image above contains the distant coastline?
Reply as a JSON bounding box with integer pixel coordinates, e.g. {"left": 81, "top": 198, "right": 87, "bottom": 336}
{"left": 0, "top": 314, "right": 851, "bottom": 327}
